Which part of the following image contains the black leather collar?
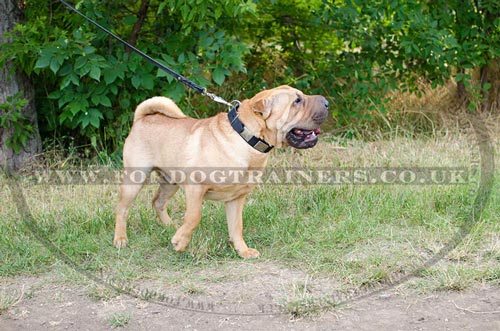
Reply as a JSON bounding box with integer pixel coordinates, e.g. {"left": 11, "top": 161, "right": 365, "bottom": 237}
{"left": 228, "top": 104, "right": 274, "bottom": 153}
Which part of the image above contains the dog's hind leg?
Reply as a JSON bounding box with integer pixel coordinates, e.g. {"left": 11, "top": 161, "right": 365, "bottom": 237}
{"left": 153, "top": 183, "right": 179, "bottom": 227}
{"left": 113, "top": 167, "right": 151, "bottom": 248}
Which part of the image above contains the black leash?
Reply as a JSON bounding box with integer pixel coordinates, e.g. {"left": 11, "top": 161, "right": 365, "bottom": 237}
{"left": 59, "top": 1, "right": 273, "bottom": 153}
{"left": 59, "top": 0, "right": 234, "bottom": 108}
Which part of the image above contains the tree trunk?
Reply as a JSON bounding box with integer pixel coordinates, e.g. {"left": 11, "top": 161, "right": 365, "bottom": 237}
{"left": 480, "top": 59, "right": 500, "bottom": 112}
{"left": 0, "top": 0, "right": 41, "bottom": 170}
{"left": 127, "top": 0, "right": 150, "bottom": 52}
{"left": 456, "top": 68, "right": 467, "bottom": 100}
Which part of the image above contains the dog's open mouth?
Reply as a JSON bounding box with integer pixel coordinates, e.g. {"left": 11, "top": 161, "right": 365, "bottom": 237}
{"left": 286, "top": 128, "right": 321, "bottom": 149}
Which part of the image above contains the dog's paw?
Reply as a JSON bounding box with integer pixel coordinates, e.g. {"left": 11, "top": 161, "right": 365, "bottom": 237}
{"left": 113, "top": 236, "right": 128, "bottom": 248}
{"left": 171, "top": 233, "right": 189, "bottom": 252}
{"left": 239, "top": 248, "right": 260, "bottom": 259}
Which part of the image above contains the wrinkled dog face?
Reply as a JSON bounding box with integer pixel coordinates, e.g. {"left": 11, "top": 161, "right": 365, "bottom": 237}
{"left": 251, "top": 85, "right": 329, "bottom": 149}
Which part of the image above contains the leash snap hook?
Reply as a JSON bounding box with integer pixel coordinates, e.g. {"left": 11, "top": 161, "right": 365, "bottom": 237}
{"left": 205, "top": 91, "right": 234, "bottom": 108}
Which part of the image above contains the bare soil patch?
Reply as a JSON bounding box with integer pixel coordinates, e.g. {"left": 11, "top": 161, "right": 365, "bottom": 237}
{"left": 1, "top": 263, "right": 499, "bottom": 330}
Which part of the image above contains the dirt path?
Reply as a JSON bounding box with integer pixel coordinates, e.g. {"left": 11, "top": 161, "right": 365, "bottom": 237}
{"left": 2, "top": 273, "right": 499, "bottom": 330}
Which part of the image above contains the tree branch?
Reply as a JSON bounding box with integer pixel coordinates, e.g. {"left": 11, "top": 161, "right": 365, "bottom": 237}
{"left": 127, "top": 0, "right": 150, "bottom": 53}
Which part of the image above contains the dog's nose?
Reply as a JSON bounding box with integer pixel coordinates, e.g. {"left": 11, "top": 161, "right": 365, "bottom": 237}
{"left": 321, "top": 97, "right": 329, "bottom": 110}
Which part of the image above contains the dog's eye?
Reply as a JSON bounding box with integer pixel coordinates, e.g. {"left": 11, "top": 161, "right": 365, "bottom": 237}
{"left": 294, "top": 97, "right": 302, "bottom": 105}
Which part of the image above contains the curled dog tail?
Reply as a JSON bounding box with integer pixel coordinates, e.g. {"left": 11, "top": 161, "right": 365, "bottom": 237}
{"left": 133, "top": 96, "right": 187, "bottom": 123}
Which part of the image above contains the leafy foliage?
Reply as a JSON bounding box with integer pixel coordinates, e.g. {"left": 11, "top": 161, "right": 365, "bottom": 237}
{"left": 0, "top": 93, "right": 34, "bottom": 154}
{"left": 241, "top": 0, "right": 500, "bottom": 123}
{"left": 0, "top": 0, "right": 499, "bottom": 156}
{"left": 1, "top": 0, "right": 253, "bottom": 160}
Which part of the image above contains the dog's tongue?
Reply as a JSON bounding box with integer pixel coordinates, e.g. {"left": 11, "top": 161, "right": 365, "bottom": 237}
{"left": 293, "top": 128, "right": 321, "bottom": 135}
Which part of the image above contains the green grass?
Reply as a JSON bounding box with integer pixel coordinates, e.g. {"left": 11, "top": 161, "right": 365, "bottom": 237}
{"left": 86, "top": 284, "right": 119, "bottom": 302}
{"left": 0, "top": 289, "right": 23, "bottom": 314}
{"left": 1, "top": 134, "right": 499, "bottom": 315}
{"left": 0, "top": 285, "right": 35, "bottom": 314}
{"left": 107, "top": 312, "right": 131, "bottom": 328}
{"left": 278, "top": 278, "right": 343, "bottom": 318}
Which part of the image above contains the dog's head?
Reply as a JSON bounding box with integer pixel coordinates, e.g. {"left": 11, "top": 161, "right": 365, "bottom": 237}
{"left": 240, "top": 85, "right": 329, "bottom": 149}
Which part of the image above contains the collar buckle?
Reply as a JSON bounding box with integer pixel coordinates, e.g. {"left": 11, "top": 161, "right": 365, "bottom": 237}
{"left": 228, "top": 105, "right": 274, "bottom": 153}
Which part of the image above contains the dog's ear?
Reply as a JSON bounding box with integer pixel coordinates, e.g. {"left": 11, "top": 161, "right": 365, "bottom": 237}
{"left": 251, "top": 92, "right": 273, "bottom": 119}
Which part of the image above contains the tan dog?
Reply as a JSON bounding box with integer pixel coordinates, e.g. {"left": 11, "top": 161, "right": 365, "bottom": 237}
{"left": 113, "top": 85, "right": 328, "bottom": 258}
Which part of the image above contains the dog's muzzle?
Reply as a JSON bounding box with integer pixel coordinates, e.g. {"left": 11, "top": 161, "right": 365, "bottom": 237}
{"left": 286, "top": 96, "right": 329, "bottom": 149}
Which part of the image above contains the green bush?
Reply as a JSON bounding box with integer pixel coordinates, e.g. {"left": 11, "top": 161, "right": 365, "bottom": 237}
{"left": 1, "top": 0, "right": 498, "bottom": 157}
{"left": 1, "top": 0, "right": 253, "bottom": 160}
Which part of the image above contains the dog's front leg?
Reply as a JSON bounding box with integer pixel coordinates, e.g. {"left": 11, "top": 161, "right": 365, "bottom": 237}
{"left": 171, "top": 186, "right": 206, "bottom": 252}
{"left": 225, "top": 195, "right": 260, "bottom": 259}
